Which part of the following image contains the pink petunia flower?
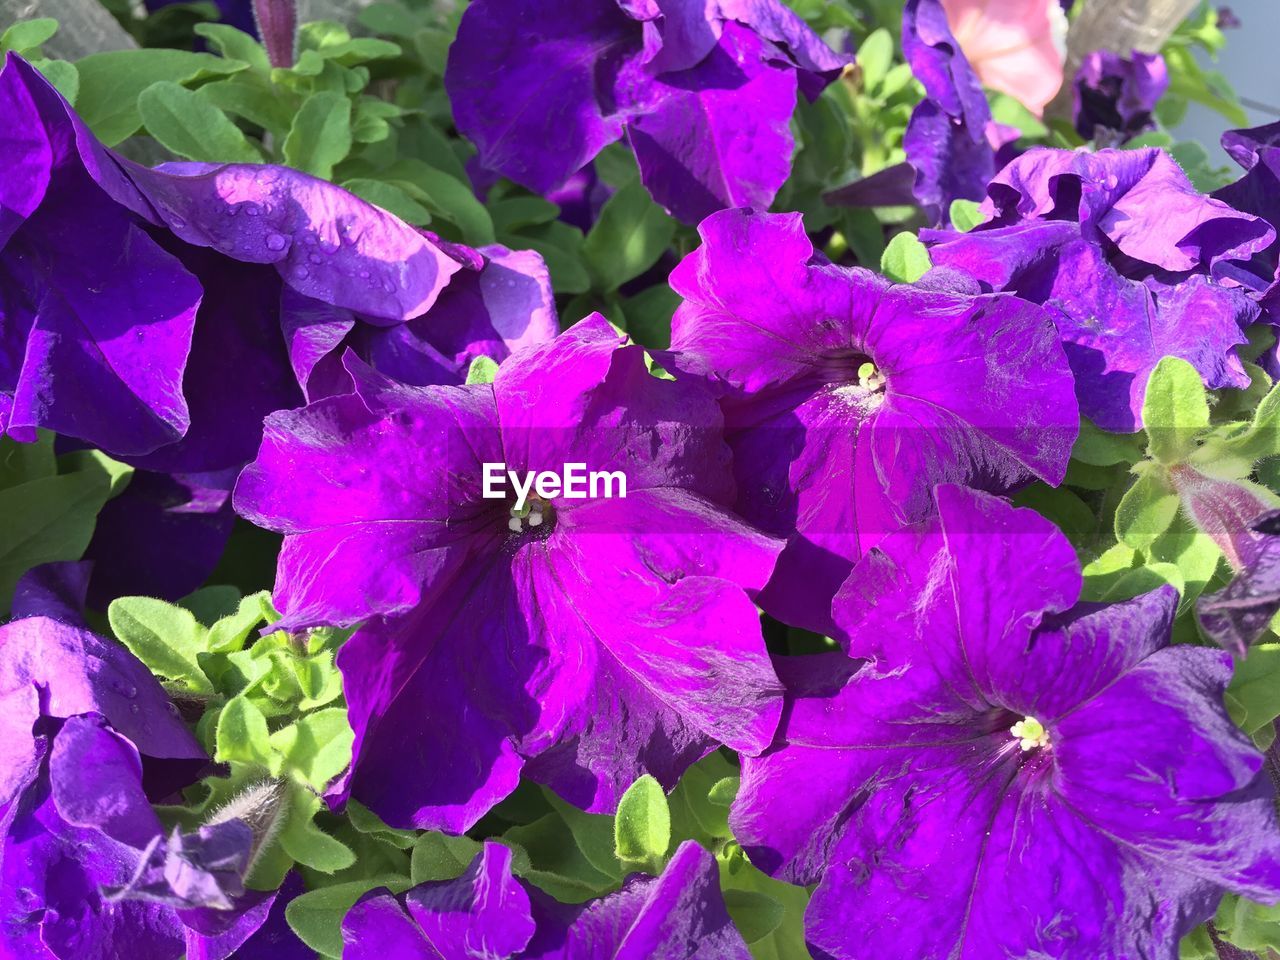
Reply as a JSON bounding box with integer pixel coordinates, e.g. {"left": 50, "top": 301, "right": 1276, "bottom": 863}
{"left": 940, "top": 0, "right": 1067, "bottom": 115}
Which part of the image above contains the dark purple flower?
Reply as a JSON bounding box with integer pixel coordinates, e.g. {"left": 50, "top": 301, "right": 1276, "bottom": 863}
{"left": 1197, "top": 509, "right": 1280, "bottom": 657}
{"left": 0, "top": 54, "right": 536, "bottom": 472}
{"left": 281, "top": 240, "right": 558, "bottom": 403}
{"left": 1214, "top": 121, "right": 1280, "bottom": 370}
{"left": 925, "top": 147, "right": 1273, "bottom": 430}
{"left": 732, "top": 486, "right": 1280, "bottom": 959}
{"left": 82, "top": 468, "right": 238, "bottom": 605}
{"left": 1073, "top": 50, "right": 1169, "bottom": 143}
{"left": 1218, "top": 6, "right": 1242, "bottom": 29}
{"left": 234, "top": 316, "right": 785, "bottom": 831}
{"left": 901, "top": 0, "right": 997, "bottom": 224}
{"left": 341, "top": 840, "right": 750, "bottom": 959}
{"left": 0, "top": 615, "right": 288, "bottom": 959}
{"left": 667, "top": 208, "right": 1077, "bottom": 635}
{"left": 444, "top": 0, "right": 849, "bottom": 224}
{"left": 11, "top": 560, "right": 91, "bottom": 624}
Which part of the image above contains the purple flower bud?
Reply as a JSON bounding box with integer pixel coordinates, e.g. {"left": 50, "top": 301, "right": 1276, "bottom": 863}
{"left": 252, "top": 0, "right": 297, "bottom": 69}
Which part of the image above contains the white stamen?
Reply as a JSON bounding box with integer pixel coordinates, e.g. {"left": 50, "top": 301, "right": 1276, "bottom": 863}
{"left": 1010, "top": 716, "right": 1050, "bottom": 752}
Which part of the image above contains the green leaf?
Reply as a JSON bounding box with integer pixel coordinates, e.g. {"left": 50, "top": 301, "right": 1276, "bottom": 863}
{"left": 465, "top": 355, "right": 500, "bottom": 385}
{"left": 504, "top": 813, "right": 620, "bottom": 902}
{"left": 1, "top": 18, "right": 58, "bottom": 54}
{"left": 1114, "top": 468, "right": 1179, "bottom": 552}
{"left": 178, "top": 585, "right": 241, "bottom": 626}
{"left": 341, "top": 178, "right": 431, "bottom": 225}
{"left": 723, "top": 889, "right": 786, "bottom": 944}
{"left": 1148, "top": 516, "right": 1225, "bottom": 606}
{"left": 215, "top": 695, "right": 275, "bottom": 766}
{"left": 614, "top": 774, "right": 671, "bottom": 867}
{"left": 283, "top": 91, "right": 352, "bottom": 179}
{"left": 138, "top": 80, "right": 261, "bottom": 163}
{"left": 856, "top": 29, "right": 892, "bottom": 92}
{"left": 0, "top": 463, "right": 120, "bottom": 615}
{"left": 0, "top": 433, "right": 55, "bottom": 489}
{"left": 286, "top": 875, "right": 412, "bottom": 957}
{"left": 948, "top": 199, "right": 983, "bottom": 233}
{"left": 1227, "top": 644, "right": 1280, "bottom": 737}
{"left": 199, "top": 75, "right": 298, "bottom": 138}
{"left": 543, "top": 790, "right": 625, "bottom": 881}
{"left": 720, "top": 855, "right": 812, "bottom": 960}
{"left": 1142, "top": 356, "right": 1210, "bottom": 464}
{"left": 1072, "top": 416, "right": 1146, "bottom": 467}
{"left": 193, "top": 23, "right": 269, "bottom": 70}
{"left": 669, "top": 752, "right": 738, "bottom": 845}
{"left": 269, "top": 707, "right": 354, "bottom": 789}
{"left": 358, "top": 2, "right": 422, "bottom": 38}
{"left": 30, "top": 59, "right": 79, "bottom": 104}
{"left": 879, "top": 232, "right": 931, "bottom": 283}
{"left": 75, "top": 49, "right": 246, "bottom": 145}
{"left": 583, "top": 177, "right": 677, "bottom": 292}
{"left": 109, "top": 596, "right": 212, "bottom": 691}
{"left": 406, "top": 163, "right": 496, "bottom": 245}
{"left": 410, "top": 833, "right": 484, "bottom": 884}
{"left": 989, "top": 91, "right": 1048, "bottom": 138}
{"left": 513, "top": 221, "right": 591, "bottom": 294}
{"left": 490, "top": 196, "right": 561, "bottom": 233}
{"left": 621, "top": 284, "right": 679, "bottom": 350}
{"left": 279, "top": 799, "right": 356, "bottom": 873}
{"left": 207, "top": 591, "right": 272, "bottom": 653}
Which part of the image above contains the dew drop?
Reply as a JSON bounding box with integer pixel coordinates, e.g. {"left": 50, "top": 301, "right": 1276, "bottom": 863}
{"left": 264, "top": 233, "right": 288, "bottom": 252}
{"left": 293, "top": 265, "right": 310, "bottom": 280}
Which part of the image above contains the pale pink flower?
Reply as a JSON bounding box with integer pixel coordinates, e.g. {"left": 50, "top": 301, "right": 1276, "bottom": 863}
{"left": 940, "top": 0, "right": 1067, "bottom": 115}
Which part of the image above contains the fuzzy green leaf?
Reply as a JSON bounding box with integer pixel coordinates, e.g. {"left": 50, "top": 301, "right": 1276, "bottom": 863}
{"left": 109, "top": 596, "right": 212, "bottom": 692}
{"left": 614, "top": 774, "right": 671, "bottom": 867}
{"left": 1142, "top": 356, "right": 1210, "bottom": 464}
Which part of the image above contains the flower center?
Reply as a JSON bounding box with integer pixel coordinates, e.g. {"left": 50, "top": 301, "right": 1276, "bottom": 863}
{"left": 857, "top": 361, "right": 886, "bottom": 393}
{"left": 507, "top": 496, "right": 554, "bottom": 534}
{"left": 1010, "top": 716, "right": 1050, "bottom": 752}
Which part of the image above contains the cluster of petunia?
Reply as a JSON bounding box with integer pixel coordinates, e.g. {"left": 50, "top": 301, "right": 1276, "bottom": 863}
{"left": 3, "top": 0, "right": 1280, "bottom": 958}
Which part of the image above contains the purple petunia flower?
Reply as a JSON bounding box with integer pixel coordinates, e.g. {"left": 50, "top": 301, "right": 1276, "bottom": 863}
{"left": 0, "top": 54, "right": 554, "bottom": 471}
{"left": 1073, "top": 50, "right": 1169, "bottom": 144}
{"left": 731, "top": 485, "right": 1280, "bottom": 959}
{"left": 234, "top": 315, "right": 785, "bottom": 831}
{"left": 444, "top": 0, "right": 849, "bottom": 225}
{"left": 1198, "top": 509, "right": 1280, "bottom": 657}
{"left": 925, "top": 147, "right": 1273, "bottom": 431}
{"left": 901, "top": 0, "right": 1000, "bottom": 224}
{"left": 341, "top": 840, "right": 749, "bottom": 959}
{"left": 667, "top": 208, "right": 1077, "bottom": 635}
{"left": 281, "top": 238, "right": 558, "bottom": 403}
{"left": 0, "top": 614, "right": 303, "bottom": 959}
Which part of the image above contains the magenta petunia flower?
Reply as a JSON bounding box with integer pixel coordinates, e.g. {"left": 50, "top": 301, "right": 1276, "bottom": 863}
{"left": 235, "top": 315, "right": 785, "bottom": 831}
{"left": 341, "top": 840, "right": 749, "bottom": 959}
{"left": 925, "top": 146, "right": 1273, "bottom": 430}
{"left": 731, "top": 486, "right": 1280, "bottom": 959}
{"left": 668, "top": 208, "right": 1076, "bottom": 634}
{"left": 444, "top": 0, "right": 848, "bottom": 224}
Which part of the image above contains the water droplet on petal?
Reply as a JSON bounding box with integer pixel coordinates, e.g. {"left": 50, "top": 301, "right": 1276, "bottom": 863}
{"left": 265, "top": 233, "right": 288, "bottom": 252}
{"left": 293, "top": 265, "right": 310, "bottom": 280}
